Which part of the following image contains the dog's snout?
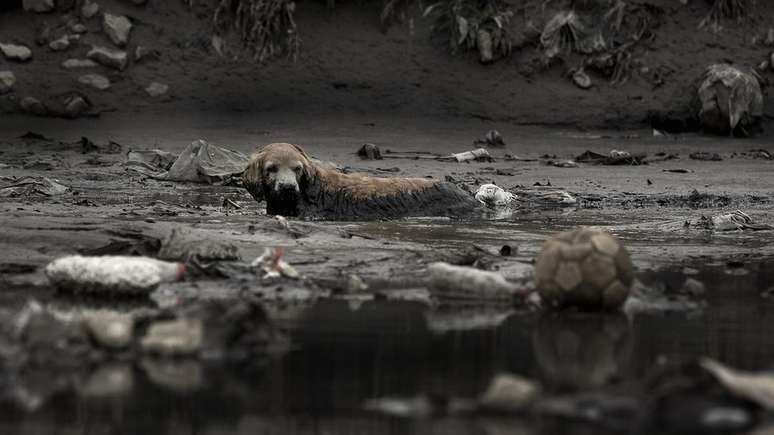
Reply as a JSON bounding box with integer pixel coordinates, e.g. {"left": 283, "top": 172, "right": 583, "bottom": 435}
{"left": 276, "top": 182, "right": 299, "bottom": 193}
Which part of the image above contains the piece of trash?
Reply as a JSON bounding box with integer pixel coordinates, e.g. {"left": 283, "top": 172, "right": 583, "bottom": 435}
{"left": 357, "top": 143, "right": 382, "bottom": 160}
{"left": 45, "top": 255, "right": 185, "bottom": 294}
{"left": 576, "top": 150, "right": 645, "bottom": 165}
{"left": 125, "top": 149, "right": 178, "bottom": 177}
{"left": 474, "top": 130, "right": 505, "bottom": 147}
{"left": 572, "top": 68, "right": 592, "bottom": 89}
{"left": 475, "top": 184, "right": 517, "bottom": 207}
{"left": 427, "top": 262, "right": 527, "bottom": 302}
{"left": 128, "top": 140, "right": 247, "bottom": 183}
{"left": 222, "top": 198, "right": 241, "bottom": 209}
{"left": 690, "top": 152, "right": 723, "bottom": 161}
{"left": 535, "top": 227, "right": 633, "bottom": 310}
{"left": 478, "top": 373, "right": 541, "bottom": 412}
{"left": 653, "top": 128, "right": 665, "bottom": 137}
{"left": 0, "top": 176, "right": 69, "bottom": 197}
{"left": 701, "top": 358, "right": 774, "bottom": 411}
{"left": 700, "top": 210, "right": 772, "bottom": 231}
{"left": 448, "top": 148, "right": 493, "bottom": 163}
{"left": 251, "top": 247, "right": 300, "bottom": 279}
{"left": 551, "top": 160, "right": 579, "bottom": 168}
{"left": 158, "top": 228, "right": 240, "bottom": 262}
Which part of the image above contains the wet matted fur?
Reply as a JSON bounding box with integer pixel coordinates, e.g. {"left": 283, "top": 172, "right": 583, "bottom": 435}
{"left": 242, "top": 143, "right": 479, "bottom": 220}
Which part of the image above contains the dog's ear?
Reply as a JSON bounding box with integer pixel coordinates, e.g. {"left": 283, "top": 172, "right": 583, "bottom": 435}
{"left": 242, "top": 150, "right": 265, "bottom": 202}
{"left": 289, "top": 143, "right": 310, "bottom": 158}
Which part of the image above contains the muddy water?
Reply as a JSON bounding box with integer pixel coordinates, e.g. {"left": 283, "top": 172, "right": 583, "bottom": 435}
{"left": 2, "top": 113, "right": 774, "bottom": 434}
{"left": 1, "top": 261, "right": 773, "bottom": 435}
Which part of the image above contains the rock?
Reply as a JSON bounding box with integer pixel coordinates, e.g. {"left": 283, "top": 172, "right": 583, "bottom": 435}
{"left": 78, "top": 73, "right": 110, "bottom": 90}
{"left": 81, "top": 0, "right": 100, "bottom": 18}
{"left": 0, "top": 43, "right": 32, "bottom": 62}
{"left": 479, "top": 373, "right": 541, "bottom": 412}
{"left": 134, "top": 46, "right": 160, "bottom": 62}
{"left": 82, "top": 310, "right": 134, "bottom": 349}
{"left": 62, "top": 58, "right": 98, "bottom": 69}
{"left": 20, "top": 97, "right": 46, "bottom": 116}
{"left": 48, "top": 35, "right": 70, "bottom": 51}
{"left": 697, "top": 64, "right": 763, "bottom": 136}
{"left": 357, "top": 143, "right": 382, "bottom": 160}
{"left": 141, "top": 318, "right": 203, "bottom": 356}
{"left": 70, "top": 23, "right": 87, "bottom": 34}
{"left": 573, "top": 68, "right": 592, "bottom": 89}
{"left": 477, "top": 29, "right": 493, "bottom": 64}
{"left": 0, "top": 71, "right": 16, "bottom": 94}
{"left": 211, "top": 36, "right": 225, "bottom": 57}
{"left": 23, "top": 0, "right": 55, "bottom": 12}
{"left": 64, "top": 95, "right": 89, "bottom": 118}
{"left": 145, "top": 82, "right": 169, "bottom": 97}
{"left": 102, "top": 13, "right": 132, "bottom": 47}
{"left": 87, "top": 45, "right": 127, "bottom": 70}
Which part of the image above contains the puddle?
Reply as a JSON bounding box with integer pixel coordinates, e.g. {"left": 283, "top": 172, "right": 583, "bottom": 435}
{"left": 2, "top": 262, "right": 774, "bottom": 434}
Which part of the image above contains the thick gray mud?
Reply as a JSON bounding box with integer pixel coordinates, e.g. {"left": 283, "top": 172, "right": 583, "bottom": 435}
{"left": 1, "top": 112, "right": 774, "bottom": 434}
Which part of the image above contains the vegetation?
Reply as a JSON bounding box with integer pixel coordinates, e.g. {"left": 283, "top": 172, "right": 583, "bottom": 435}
{"left": 700, "top": 0, "right": 756, "bottom": 30}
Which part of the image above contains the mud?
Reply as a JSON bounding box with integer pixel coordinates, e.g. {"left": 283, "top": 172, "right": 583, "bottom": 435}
{"left": 1, "top": 112, "right": 774, "bottom": 433}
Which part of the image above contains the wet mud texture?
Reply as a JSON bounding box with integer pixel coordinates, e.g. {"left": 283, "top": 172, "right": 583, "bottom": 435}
{"left": 2, "top": 113, "right": 774, "bottom": 434}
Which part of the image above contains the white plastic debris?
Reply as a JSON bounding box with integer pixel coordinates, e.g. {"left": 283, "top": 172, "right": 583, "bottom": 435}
{"left": 710, "top": 210, "right": 753, "bottom": 231}
{"left": 427, "top": 262, "right": 526, "bottom": 300}
{"left": 45, "top": 255, "right": 185, "bottom": 294}
{"left": 450, "top": 148, "right": 491, "bottom": 162}
{"left": 475, "top": 184, "right": 517, "bottom": 207}
{"left": 610, "top": 149, "right": 631, "bottom": 158}
{"left": 251, "top": 247, "right": 300, "bottom": 279}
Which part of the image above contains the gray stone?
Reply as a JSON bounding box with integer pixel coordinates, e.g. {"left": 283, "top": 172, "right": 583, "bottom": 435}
{"left": 82, "top": 0, "right": 100, "bottom": 19}
{"left": 23, "top": 0, "right": 55, "bottom": 12}
{"left": 87, "top": 45, "right": 127, "bottom": 70}
{"left": 62, "top": 58, "right": 98, "bottom": 69}
{"left": 20, "top": 97, "right": 47, "bottom": 116}
{"left": 78, "top": 73, "right": 110, "bottom": 90}
{"left": 70, "top": 23, "right": 88, "bottom": 34}
{"left": 0, "top": 71, "right": 15, "bottom": 95}
{"left": 145, "top": 82, "right": 169, "bottom": 97}
{"left": 82, "top": 310, "right": 134, "bottom": 349}
{"left": 573, "top": 68, "right": 592, "bottom": 89}
{"left": 64, "top": 95, "right": 89, "bottom": 118}
{"left": 135, "top": 46, "right": 160, "bottom": 62}
{"left": 141, "top": 318, "right": 202, "bottom": 356}
{"left": 102, "top": 13, "right": 132, "bottom": 47}
{"left": 0, "top": 43, "right": 32, "bottom": 62}
{"left": 49, "top": 35, "right": 70, "bottom": 51}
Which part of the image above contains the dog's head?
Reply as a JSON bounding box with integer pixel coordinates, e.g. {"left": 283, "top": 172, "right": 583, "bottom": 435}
{"left": 243, "top": 143, "right": 316, "bottom": 216}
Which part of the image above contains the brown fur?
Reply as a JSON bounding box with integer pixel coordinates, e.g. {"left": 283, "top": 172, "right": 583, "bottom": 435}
{"left": 242, "top": 142, "right": 476, "bottom": 219}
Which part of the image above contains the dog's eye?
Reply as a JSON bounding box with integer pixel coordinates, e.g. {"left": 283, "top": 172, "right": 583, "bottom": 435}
{"left": 265, "top": 164, "right": 277, "bottom": 173}
{"left": 293, "top": 166, "right": 302, "bottom": 173}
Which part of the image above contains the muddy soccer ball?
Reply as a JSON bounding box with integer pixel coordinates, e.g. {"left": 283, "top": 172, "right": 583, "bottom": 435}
{"left": 534, "top": 227, "right": 633, "bottom": 310}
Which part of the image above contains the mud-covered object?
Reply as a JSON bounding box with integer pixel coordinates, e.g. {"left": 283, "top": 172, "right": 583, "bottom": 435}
{"left": 126, "top": 140, "right": 248, "bottom": 183}
{"left": 534, "top": 227, "right": 633, "bottom": 310}
{"left": 697, "top": 64, "right": 764, "bottom": 136}
{"left": 0, "top": 176, "right": 69, "bottom": 197}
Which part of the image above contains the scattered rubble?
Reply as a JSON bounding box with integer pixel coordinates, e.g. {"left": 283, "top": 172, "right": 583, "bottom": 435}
{"left": 0, "top": 71, "right": 15, "bottom": 94}
{"left": 48, "top": 35, "right": 70, "bottom": 51}
{"left": 145, "top": 82, "right": 169, "bottom": 97}
{"left": 0, "top": 176, "right": 68, "bottom": 196}
{"left": 62, "top": 58, "right": 99, "bottom": 69}
{"left": 102, "top": 13, "right": 132, "bottom": 47}
{"left": 0, "top": 43, "right": 33, "bottom": 62}
{"left": 78, "top": 73, "right": 111, "bottom": 90}
{"left": 20, "top": 96, "right": 47, "bottom": 115}
{"left": 81, "top": 0, "right": 100, "bottom": 19}
{"left": 87, "top": 45, "right": 128, "bottom": 70}
{"left": 64, "top": 94, "right": 89, "bottom": 118}
{"left": 357, "top": 143, "right": 382, "bottom": 160}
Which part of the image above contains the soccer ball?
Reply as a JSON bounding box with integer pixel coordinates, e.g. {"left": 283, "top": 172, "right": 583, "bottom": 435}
{"left": 534, "top": 227, "right": 633, "bottom": 310}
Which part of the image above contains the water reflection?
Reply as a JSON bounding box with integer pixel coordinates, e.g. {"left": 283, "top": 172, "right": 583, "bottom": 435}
{"left": 2, "top": 263, "right": 774, "bottom": 435}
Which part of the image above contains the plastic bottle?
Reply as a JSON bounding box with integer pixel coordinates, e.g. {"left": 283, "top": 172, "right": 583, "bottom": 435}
{"left": 45, "top": 255, "right": 185, "bottom": 294}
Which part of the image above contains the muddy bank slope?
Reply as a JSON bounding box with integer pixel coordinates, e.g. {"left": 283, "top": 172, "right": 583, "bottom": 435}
{"left": 0, "top": 0, "right": 773, "bottom": 128}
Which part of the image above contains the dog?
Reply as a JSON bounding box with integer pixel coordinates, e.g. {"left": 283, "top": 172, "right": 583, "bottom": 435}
{"left": 242, "top": 143, "right": 478, "bottom": 220}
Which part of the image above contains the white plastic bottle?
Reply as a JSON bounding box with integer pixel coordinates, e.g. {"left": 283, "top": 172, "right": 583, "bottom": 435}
{"left": 45, "top": 255, "right": 185, "bottom": 294}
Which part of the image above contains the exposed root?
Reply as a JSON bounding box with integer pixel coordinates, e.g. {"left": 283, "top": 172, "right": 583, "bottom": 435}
{"left": 212, "top": 0, "right": 300, "bottom": 62}
{"left": 700, "top": 0, "right": 755, "bottom": 30}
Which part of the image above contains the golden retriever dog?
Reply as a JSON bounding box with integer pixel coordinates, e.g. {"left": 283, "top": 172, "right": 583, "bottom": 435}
{"left": 242, "top": 143, "right": 478, "bottom": 219}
